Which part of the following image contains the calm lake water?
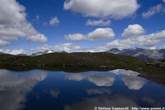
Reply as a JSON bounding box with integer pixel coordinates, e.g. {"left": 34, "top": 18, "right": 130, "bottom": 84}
{"left": 0, "top": 69, "right": 165, "bottom": 110}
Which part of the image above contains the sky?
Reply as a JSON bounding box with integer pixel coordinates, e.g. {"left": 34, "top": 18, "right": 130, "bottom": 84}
{"left": 0, "top": 0, "right": 165, "bottom": 54}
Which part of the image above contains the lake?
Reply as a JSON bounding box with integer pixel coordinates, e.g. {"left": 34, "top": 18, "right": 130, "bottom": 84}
{"left": 0, "top": 69, "right": 165, "bottom": 110}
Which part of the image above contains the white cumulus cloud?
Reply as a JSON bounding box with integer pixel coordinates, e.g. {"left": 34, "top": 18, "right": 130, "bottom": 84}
{"left": 122, "top": 24, "right": 145, "bottom": 38}
{"left": 104, "top": 29, "right": 165, "bottom": 49}
{"left": 65, "top": 33, "right": 87, "bottom": 41}
{"left": 88, "top": 28, "right": 115, "bottom": 39}
{"left": 65, "top": 28, "right": 115, "bottom": 41}
{"left": 49, "top": 16, "right": 60, "bottom": 26}
{"left": 64, "top": 0, "right": 139, "bottom": 18}
{"left": 53, "top": 43, "right": 81, "bottom": 52}
{"left": 86, "top": 19, "right": 111, "bottom": 27}
{"left": 142, "top": 4, "right": 165, "bottom": 18}
{"left": 0, "top": 0, "right": 47, "bottom": 47}
{"left": 0, "top": 40, "right": 9, "bottom": 47}
{"left": 0, "top": 49, "right": 26, "bottom": 55}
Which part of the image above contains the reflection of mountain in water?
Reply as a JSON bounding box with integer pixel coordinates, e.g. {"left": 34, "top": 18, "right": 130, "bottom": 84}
{"left": 0, "top": 70, "right": 47, "bottom": 110}
{"left": 65, "top": 69, "right": 146, "bottom": 90}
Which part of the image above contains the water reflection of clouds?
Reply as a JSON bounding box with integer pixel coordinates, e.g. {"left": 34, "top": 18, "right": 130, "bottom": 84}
{"left": 65, "top": 72, "right": 115, "bottom": 87}
{"left": 65, "top": 73, "right": 88, "bottom": 81}
{"left": 65, "top": 69, "right": 146, "bottom": 90}
{"left": 65, "top": 69, "right": 146, "bottom": 109}
{"left": 0, "top": 70, "right": 47, "bottom": 110}
{"left": 111, "top": 69, "right": 146, "bottom": 90}
{"left": 65, "top": 68, "right": 161, "bottom": 110}
{"left": 86, "top": 88, "right": 111, "bottom": 95}
{"left": 88, "top": 76, "right": 115, "bottom": 87}
{"left": 122, "top": 76, "right": 145, "bottom": 90}
{"left": 0, "top": 69, "right": 163, "bottom": 110}
{"left": 110, "top": 69, "right": 140, "bottom": 76}
{"left": 65, "top": 95, "right": 137, "bottom": 110}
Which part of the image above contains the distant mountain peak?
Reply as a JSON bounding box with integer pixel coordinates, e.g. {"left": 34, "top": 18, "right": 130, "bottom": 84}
{"left": 108, "top": 48, "right": 165, "bottom": 61}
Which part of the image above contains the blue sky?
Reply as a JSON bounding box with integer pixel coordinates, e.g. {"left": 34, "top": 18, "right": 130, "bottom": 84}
{"left": 0, "top": 0, "right": 165, "bottom": 54}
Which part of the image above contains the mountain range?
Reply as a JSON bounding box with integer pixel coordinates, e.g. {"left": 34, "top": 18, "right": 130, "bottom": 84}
{"left": 108, "top": 48, "right": 165, "bottom": 61}
{"left": 31, "top": 48, "right": 165, "bottom": 62}
{"left": 1, "top": 48, "right": 165, "bottom": 62}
